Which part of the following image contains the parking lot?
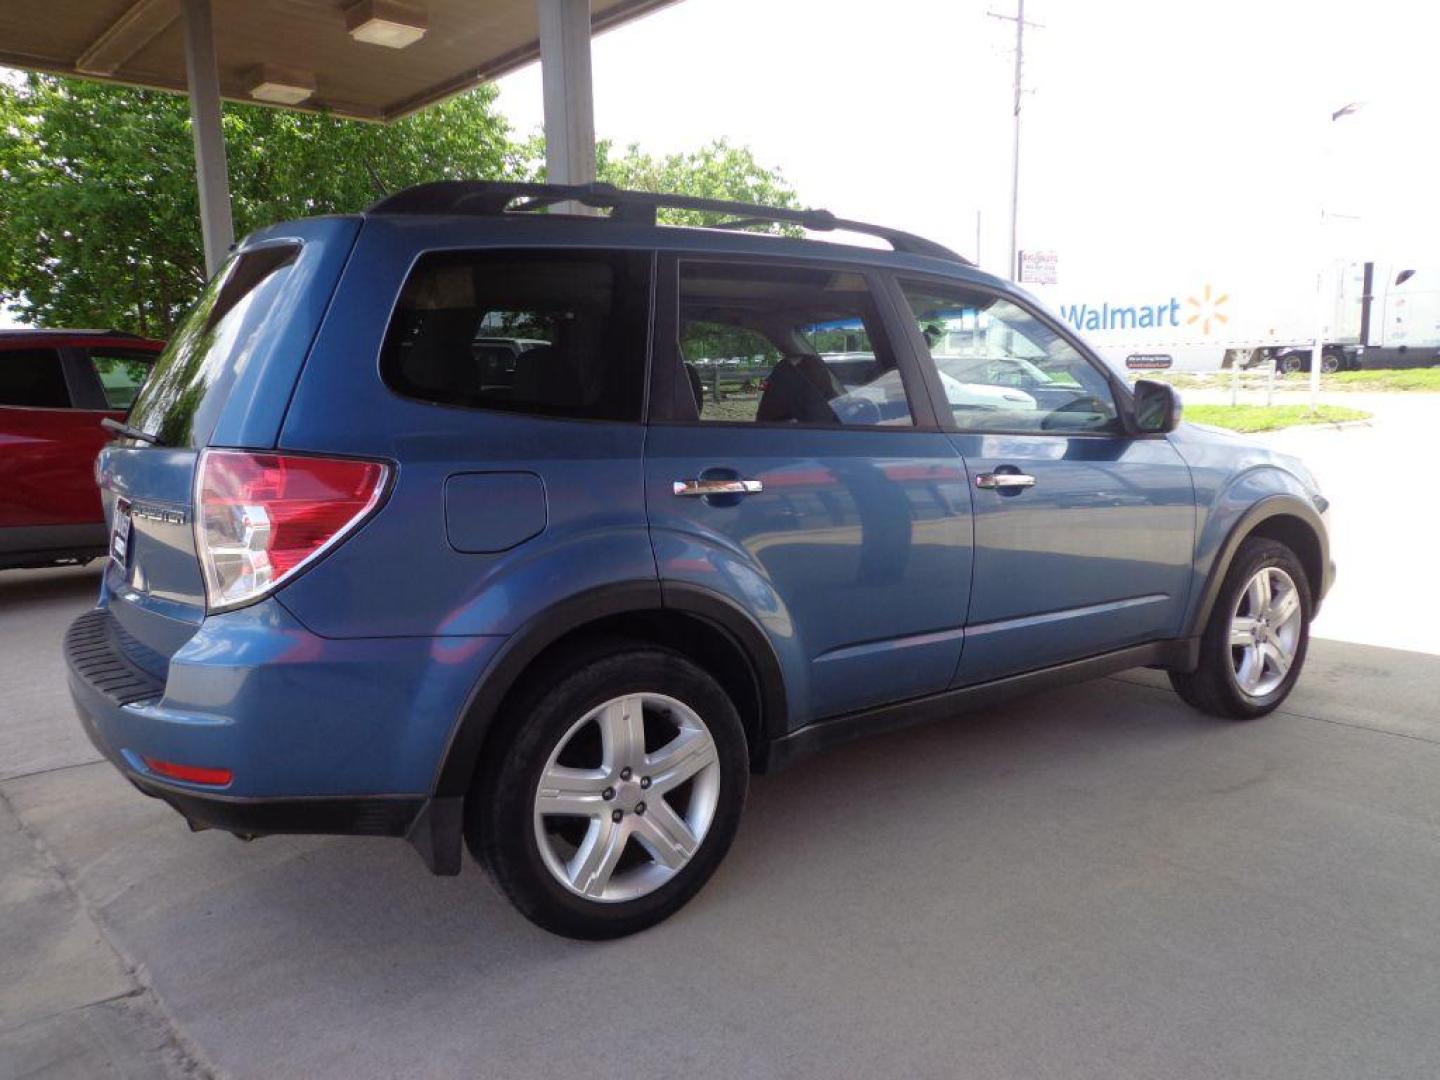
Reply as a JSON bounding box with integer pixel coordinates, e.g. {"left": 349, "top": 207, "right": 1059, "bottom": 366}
{"left": 4, "top": 392, "right": 1440, "bottom": 1080}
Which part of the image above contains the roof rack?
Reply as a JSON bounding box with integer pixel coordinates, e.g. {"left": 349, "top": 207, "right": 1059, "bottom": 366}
{"left": 366, "top": 181, "right": 968, "bottom": 263}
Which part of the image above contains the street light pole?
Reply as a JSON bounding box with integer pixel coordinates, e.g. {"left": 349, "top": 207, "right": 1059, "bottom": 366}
{"left": 1310, "top": 102, "right": 1363, "bottom": 412}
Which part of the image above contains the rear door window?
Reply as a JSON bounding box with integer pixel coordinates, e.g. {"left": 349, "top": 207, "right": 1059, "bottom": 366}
{"left": 379, "top": 250, "right": 652, "bottom": 422}
{"left": 87, "top": 350, "right": 156, "bottom": 410}
{"left": 670, "top": 261, "right": 914, "bottom": 427}
{"left": 0, "top": 348, "right": 71, "bottom": 408}
{"left": 127, "top": 244, "right": 300, "bottom": 446}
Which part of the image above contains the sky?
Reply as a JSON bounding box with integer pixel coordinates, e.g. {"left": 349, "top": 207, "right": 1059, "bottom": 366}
{"left": 4, "top": 0, "right": 1436, "bottom": 329}
{"left": 496, "top": 0, "right": 1440, "bottom": 286}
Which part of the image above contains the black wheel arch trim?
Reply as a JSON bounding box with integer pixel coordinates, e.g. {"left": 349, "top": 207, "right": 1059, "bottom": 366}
{"left": 419, "top": 578, "right": 789, "bottom": 876}
{"left": 429, "top": 578, "right": 789, "bottom": 801}
{"left": 1184, "top": 493, "right": 1331, "bottom": 642}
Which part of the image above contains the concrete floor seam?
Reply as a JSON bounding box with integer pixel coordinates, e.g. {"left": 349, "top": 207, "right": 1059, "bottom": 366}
{"left": 0, "top": 783, "right": 217, "bottom": 1080}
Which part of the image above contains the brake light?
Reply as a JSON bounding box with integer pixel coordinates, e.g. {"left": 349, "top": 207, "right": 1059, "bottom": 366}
{"left": 196, "top": 449, "right": 388, "bottom": 612}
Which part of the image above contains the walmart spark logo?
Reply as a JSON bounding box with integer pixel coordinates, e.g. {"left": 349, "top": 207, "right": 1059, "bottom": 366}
{"left": 1186, "top": 284, "right": 1229, "bottom": 335}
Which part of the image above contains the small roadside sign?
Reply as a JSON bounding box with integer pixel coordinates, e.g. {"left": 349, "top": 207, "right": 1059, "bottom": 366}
{"left": 1126, "top": 354, "right": 1174, "bottom": 370}
{"left": 1019, "top": 250, "right": 1058, "bottom": 285}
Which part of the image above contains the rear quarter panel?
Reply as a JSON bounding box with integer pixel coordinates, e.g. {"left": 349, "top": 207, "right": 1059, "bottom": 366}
{"left": 274, "top": 216, "right": 656, "bottom": 641}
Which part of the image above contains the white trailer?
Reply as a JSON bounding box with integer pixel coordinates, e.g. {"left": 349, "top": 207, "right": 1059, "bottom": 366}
{"left": 1028, "top": 261, "right": 1439, "bottom": 375}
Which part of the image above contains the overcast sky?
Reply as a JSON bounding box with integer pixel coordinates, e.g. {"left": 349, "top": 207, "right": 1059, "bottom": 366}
{"left": 497, "top": 0, "right": 1440, "bottom": 285}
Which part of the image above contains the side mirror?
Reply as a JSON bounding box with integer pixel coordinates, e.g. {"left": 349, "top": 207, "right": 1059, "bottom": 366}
{"left": 1396, "top": 268, "right": 1416, "bottom": 286}
{"left": 1132, "top": 379, "right": 1182, "bottom": 434}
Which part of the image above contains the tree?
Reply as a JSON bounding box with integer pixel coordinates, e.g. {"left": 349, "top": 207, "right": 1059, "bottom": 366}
{"left": 0, "top": 74, "right": 517, "bottom": 334}
{"left": 594, "top": 139, "right": 800, "bottom": 226}
{"left": 0, "top": 73, "right": 801, "bottom": 336}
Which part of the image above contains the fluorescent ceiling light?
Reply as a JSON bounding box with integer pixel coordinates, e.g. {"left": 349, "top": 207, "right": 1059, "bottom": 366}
{"left": 246, "top": 64, "right": 317, "bottom": 105}
{"left": 346, "top": 0, "right": 428, "bottom": 48}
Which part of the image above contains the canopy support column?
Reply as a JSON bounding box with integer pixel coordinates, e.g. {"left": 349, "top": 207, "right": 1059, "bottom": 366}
{"left": 180, "top": 0, "right": 234, "bottom": 276}
{"left": 537, "top": 0, "right": 597, "bottom": 213}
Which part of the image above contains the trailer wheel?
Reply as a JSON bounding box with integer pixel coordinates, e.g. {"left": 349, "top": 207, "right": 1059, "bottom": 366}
{"left": 1279, "top": 353, "right": 1306, "bottom": 375}
{"left": 1321, "top": 349, "right": 1343, "bottom": 374}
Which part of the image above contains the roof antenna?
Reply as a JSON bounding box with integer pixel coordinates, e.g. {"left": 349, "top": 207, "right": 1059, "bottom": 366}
{"left": 364, "top": 160, "right": 389, "bottom": 198}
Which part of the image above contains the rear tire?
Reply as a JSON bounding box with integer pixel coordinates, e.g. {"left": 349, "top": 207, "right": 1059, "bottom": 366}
{"left": 468, "top": 643, "right": 749, "bottom": 939}
{"left": 1168, "top": 537, "right": 1311, "bottom": 719}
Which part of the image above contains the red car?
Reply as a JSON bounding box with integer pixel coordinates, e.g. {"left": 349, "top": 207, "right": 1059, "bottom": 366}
{"left": 0, "top": 329, "right": 163, "bottom": 569}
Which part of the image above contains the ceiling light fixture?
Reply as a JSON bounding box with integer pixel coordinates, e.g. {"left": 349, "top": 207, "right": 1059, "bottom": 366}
{"left": 346, "top": 0, "right": 428, "bottom": 49}
{"left": 246, "top": 64, "right": 317, "bottom": 105}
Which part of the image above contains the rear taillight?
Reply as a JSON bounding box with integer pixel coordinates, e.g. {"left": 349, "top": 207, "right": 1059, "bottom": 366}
{"left": 195, "top": 449, "right": 388, "bottom": 613}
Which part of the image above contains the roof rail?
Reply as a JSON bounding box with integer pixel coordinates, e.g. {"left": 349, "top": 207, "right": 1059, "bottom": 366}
{"left": 366, "top": 181, "right": 968, "bottom": 263}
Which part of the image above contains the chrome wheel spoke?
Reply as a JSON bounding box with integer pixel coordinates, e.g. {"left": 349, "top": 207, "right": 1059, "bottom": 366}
{"left": 597, "top": 695, "right": 646, "bottom": 772}
{"left": 646, "top": 727, "right": 718, "bottom": 797}
{"left": 1269, "top": 586, "right": 1300, "bottom": 628}
{"left": 569, "top": 817, "right": 629, "bottom": 898}
{"left": 633, "top": 799, "right": 699, "bottom": 870}
{"left": 1236, "top": 644, "right": 1263, "bottom": 691}
{"left": 1246, "top": 570, "right": 1272, "bottom": 613}
{"left": 536, "top": 765, "right": 611, "bottom": 818}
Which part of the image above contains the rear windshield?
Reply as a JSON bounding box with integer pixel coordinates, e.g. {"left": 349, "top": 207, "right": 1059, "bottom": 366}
{"left": 127, "top": 244, "right": 300, "bottom": 446}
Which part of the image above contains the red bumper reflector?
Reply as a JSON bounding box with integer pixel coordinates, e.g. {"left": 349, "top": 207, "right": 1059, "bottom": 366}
{"left": 143, "top": 757, "right": 233, "bottom": 786}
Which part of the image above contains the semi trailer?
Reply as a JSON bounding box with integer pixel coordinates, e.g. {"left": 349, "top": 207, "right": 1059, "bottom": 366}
{"left": 1029, "top": 260, "right": 1438, "bottom": 374}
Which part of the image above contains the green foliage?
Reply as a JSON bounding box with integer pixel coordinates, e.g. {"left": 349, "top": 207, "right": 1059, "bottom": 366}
{"left": 522, "top": 136, "right": 801, "bottom": 230}
{"left": 0, "top": 74, "right": 516, "bottom": 334}
{"left": 0, "top": 73, "right": 800, "bottom": 338}
{"left": 1184, "top": 404, "right": 1370, "bottom": 432}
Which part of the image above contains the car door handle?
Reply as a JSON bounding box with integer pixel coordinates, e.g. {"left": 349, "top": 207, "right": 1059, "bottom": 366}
{"left": 673, "top": 478, "right": 764, "bottom": 497}
{"left": 975, "top": 472, "right": 1036, "bottom": 490}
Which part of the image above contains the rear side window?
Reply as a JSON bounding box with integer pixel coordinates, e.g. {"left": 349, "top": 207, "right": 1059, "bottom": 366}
{"left": 0, "top": 348, "right": 70, "bottom": 408}
{"left": 88, "top": 350, "right": 156, "bottom": 410}
{"left": 380, "top": 250, "right": 652, "bottom": 422}
{"left": 127, "top": 245, "right": 300, "bottom": 446}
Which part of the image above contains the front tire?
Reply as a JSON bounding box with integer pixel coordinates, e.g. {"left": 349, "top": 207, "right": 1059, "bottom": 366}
{"left": 468, "top": 644, "right": 749, "bottom": 939}
{"left": 1168, "top": 537, "right": 1311, "bottom": 719}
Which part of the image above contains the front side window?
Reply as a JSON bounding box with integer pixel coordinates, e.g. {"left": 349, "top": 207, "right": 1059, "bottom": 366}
{"left": 900, "top": 280, "right": 1120, "bottom": 433}
{"left": 0, "top": 348, "right": 69, "bottom": 408}
{"left": 381, "top": 250, "right": 651, "bottom": 422}
{"left": 674, "top": 261, "right": 913, "bottom": 427}
{"left": 88, "top": 350, "right": 156, "bottom": 410}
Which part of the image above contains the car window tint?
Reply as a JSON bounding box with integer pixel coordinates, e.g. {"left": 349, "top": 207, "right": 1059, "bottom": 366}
{"left": 0, "top": 348, "right": 70, "bottom": 408}
{"left": 88, "top": 350, "right": 156, "bottom": 410}
{"left": 675, "top": 262, "right": 911, "bottom": 427}
{"left": 900, "top": 281, "right": 1119, "bottom": 433}
{"left": 381, "top": 250, "right": 651, "bottom": 422}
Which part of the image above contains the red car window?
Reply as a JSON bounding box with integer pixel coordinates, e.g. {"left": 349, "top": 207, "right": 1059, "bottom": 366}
{"left": 0, "top": 348, "right": 70, "bottom": 408}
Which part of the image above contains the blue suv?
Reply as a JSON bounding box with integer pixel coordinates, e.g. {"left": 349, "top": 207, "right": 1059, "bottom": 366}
{"left": 67, "top": 183, "right": 1333, "bottom": 938}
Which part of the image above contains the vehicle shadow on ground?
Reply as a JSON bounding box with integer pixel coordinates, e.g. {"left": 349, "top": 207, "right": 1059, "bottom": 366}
{"left": 0, "top": 563, "right": 102, "bottom": 609}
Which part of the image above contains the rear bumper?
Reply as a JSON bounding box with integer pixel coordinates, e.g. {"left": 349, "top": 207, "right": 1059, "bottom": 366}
{"left": 64, "top": 602, "right": 500, "bottom": 868}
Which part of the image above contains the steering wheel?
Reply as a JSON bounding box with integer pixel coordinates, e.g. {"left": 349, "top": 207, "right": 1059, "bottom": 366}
{"left": 1040, "top": 396, "right": 1112, "bottom": 432}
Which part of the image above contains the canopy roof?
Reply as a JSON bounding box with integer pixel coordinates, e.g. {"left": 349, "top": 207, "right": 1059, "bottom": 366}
{"left": 0, "top": 0, "right": 674, "bottom": 121}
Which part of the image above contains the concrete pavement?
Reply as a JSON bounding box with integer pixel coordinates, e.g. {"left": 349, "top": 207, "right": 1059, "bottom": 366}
{"left": 3, "top": 393, "right": 1440, "bottom": 1079}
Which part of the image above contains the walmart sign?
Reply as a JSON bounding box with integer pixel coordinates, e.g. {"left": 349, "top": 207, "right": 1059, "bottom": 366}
{"left": 1058, "top": 298, "right": 1181, "bottom": 332}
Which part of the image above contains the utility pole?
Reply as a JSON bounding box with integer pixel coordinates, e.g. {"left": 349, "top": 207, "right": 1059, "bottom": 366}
{"left": 988, "top": 2, "right": 1043, "bottom": 282}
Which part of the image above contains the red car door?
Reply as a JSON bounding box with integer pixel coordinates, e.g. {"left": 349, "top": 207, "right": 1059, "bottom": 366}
{"left": 0, "top": 338, "right": 159, "bottom": 530}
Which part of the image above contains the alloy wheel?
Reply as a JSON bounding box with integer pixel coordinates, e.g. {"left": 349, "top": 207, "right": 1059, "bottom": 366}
{"left": 532, "top": 692, "right": 721, "bottom": 903}
{"left": 1229, "top": 566, "right": 1303, "bottom": 698}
